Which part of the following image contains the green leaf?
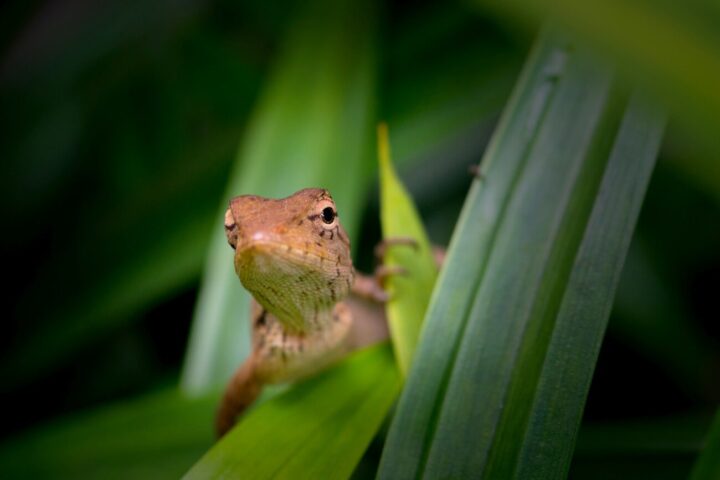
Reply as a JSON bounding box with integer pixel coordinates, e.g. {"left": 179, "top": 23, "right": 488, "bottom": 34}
{"left": 181, "top": 0, "right": 378, "bottom": 394}
{"left": 510, "top": 94, "right": 664, "bottom": 478}
{"left": 0, "top": 388, "right": 216, "bottom": 480}
{"left": 377, "top": 26, "right": 665, "bottom": 479}
{"left": 378, "top": 123, "right": 438, "bottom": 375}
{"left": 183, "top": 344, "right": 400, "bottom": 479}
{"left": 690, "top": 409, "right": 720, "bottom": 480}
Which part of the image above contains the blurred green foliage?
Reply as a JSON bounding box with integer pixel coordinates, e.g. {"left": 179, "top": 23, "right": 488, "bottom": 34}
{"left": 1, "top": 0, "right": 718, "bottom": 478}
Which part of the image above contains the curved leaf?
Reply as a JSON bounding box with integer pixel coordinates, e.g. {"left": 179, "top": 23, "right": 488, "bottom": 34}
{"left": 378, "top": 123, "right": 438, "bottom": 374}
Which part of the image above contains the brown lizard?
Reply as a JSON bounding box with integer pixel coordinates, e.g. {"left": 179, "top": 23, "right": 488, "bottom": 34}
{"left": 216, "top": 188, "right": 395, "bottom": 437}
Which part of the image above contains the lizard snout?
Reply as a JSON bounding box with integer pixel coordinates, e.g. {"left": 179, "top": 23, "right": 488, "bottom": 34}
{"left": 224, "top": 208, "right": 239, "bottom": 250}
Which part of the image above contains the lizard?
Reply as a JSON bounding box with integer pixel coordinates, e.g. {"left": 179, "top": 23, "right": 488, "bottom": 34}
{"left": 216, "top": 187, "right": 398, "bottom": 437}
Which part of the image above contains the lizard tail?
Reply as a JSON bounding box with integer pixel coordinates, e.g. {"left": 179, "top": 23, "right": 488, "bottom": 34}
{"left": 215, "top": 354, "right": 263, "bottom": 438}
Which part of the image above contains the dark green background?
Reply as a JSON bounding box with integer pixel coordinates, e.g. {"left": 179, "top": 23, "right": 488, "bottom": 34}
{"left": 1, "top": 0, "right": 718, "bottom": 477}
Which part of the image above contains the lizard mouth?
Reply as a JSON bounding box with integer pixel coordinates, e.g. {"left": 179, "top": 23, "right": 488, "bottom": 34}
{"left": 235, "top": 228, "right": 345, "bottom": 266}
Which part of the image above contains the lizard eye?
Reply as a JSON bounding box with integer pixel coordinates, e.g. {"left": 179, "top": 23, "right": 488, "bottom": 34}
{"left": 321, "top": 207, "right": 336, "bottom": 224}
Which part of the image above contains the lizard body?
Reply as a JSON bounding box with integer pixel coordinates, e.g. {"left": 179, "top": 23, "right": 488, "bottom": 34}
{"left": 217, "top": 188, "right": 388, "bottom": 436}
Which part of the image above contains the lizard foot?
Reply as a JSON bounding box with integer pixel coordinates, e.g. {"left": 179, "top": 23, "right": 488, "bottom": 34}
{"left": 376, "top": 236, "right": 445, "bottom": 268}
{"left": 375, "top": 264, "right": 409, "bottom": 286}
{"left": 374, "top": 236, "right": 418, "bottom": 261}
{"left": 352, "top": 265, "right": 409, "bottom": 303}
{"left": 352, "top": 237, "right": 417, "bottom": 303}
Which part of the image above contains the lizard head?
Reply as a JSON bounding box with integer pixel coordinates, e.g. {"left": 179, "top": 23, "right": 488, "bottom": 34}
{"left": 224, "top": 188, "right": 354, "bottom": 331}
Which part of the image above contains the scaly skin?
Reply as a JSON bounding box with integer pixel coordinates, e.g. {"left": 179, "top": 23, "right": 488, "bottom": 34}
{"left": 216, "top": 188, "right": 388, "bottom": 437}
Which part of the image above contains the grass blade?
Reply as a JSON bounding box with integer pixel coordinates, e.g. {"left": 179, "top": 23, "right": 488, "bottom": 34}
{"left": 378, "top": 26, "right": 664, "bottom": 479}
{"left": 510, "top": 92, "right": 664, "bottom": 478}
{"left": 378, "top": 27, "right": 573, "bottom": 479}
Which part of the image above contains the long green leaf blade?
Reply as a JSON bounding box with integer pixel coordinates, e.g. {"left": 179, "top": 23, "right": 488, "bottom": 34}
{"left": 378, "top": 27, "right": 665, "bottom": 479}
{"left": 377, "top": 27, "right": 573, "bottom": 480}
{"left": 510, "top": 92, "right": 664, "bottom": 478}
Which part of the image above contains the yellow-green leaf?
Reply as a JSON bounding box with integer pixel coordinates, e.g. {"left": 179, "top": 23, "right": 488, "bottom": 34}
{"left": 378, "top": 122, "right": 439, "bottom": 375}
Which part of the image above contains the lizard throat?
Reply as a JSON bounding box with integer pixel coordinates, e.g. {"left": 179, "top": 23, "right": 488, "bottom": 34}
{"left": 235, "top": 242, "right": 353, "bottom": 333}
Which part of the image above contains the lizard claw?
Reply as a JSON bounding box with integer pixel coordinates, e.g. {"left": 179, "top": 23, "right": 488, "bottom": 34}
{"left": 375, "top": 264, "right": 409, "bottom": 285}
{"left": 374, "top": 236, "right": 418, "bottom": 262}
{"left": 352, "top": 237, "right": 430, "bottom": 304}
{"left": 362, "top": 265, "right": 409, "bottom": 303}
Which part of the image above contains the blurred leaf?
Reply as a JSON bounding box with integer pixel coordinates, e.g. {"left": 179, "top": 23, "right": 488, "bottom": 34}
{"left": 377, "top": 123, "right": 438, "bottom": 375}
{"left": 472, "top": 0, "right": 720, "bottom": 189}
{"left": 183, "top": 344, "right": 400, "bottom": 479}
{"left": 571, "top": 414, "right": 711, "bottom": 480}
{"left": 1, "top": 19, "right": 264, "bottom": 386}
{"left": 181, "top": 0, "right": 378, "bottom": 393}
{"left": 0, "top": 388, "right": 216, "bottom": 480}
{"left": 690, "top": 408, "right": 720, "bottom": 480}
{"left": 662, "top": 130, "right": 720, "bottom": 206}
{"left": 611, "top": 238, "right": 719, "bottom": 399}
{"left": 576, "top": 415, "right": 708, "bottom": 457}
{"left": 377, "top": 27, "right": 664, "bottom": 479}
